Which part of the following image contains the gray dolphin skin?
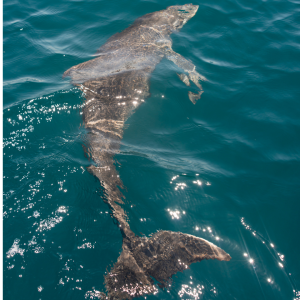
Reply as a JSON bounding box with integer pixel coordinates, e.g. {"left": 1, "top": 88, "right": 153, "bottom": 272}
{"left": 64, "top": 4, "right": 231, "bottom": 299}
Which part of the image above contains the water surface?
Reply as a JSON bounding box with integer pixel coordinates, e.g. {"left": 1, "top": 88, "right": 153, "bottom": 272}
{"left": 3, "top": 0, "right": 300, "bottom": 299}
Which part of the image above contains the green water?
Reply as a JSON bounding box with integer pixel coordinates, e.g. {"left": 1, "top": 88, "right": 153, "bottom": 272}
{"left": 3, "top": 0, "right": 300, "bottom": 299}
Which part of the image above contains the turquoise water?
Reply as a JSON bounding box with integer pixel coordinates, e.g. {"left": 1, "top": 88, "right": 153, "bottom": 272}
{"left": 3, "top": 0, "right": 300, "bottom": 299}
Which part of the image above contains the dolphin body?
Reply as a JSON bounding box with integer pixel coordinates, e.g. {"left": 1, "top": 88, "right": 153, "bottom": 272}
{"left": 64, "top": 4, "right": 231, "bottom": 299}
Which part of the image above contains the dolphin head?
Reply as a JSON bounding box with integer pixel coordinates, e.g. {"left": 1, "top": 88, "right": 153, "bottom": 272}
{"left": 135, "top": 4, "right": 198, "bottom": 33}
{"left": 166, "top": 4, "right": 199, "bottom": 31}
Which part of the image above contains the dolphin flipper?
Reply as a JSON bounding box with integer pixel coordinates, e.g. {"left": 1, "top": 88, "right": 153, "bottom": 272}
{"left": 177, "top": 73, "right": 190, "bottom": 86}
{"left": 165, "top": 49, "right": 206, "bottom": 99}
{"left": 188, "top": 91, "right": 204, "bottom": 105}
{"left": 106, "top": 231, "right": 231, "bottom": 299}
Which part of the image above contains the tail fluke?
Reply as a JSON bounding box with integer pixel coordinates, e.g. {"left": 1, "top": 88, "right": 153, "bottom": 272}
{"left": 104, "top": 230, "right": 231, "bottom": 299}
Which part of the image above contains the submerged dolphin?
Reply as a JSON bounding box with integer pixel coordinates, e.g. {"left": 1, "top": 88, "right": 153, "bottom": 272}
{"left": 64, "top": 4, "right": 231, "bottom": 299}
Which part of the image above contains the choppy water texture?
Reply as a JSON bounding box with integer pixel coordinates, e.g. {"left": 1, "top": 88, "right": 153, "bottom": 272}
{"left": 3, "top": 0, "right": 300, "bottom": 299}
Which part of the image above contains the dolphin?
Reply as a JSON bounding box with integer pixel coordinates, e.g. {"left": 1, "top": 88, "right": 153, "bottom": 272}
{"left": 63, "top": 4, "right": 231, "bottom": 299}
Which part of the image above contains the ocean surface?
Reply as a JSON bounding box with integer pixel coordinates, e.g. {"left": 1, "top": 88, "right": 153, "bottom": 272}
{"left": 3, "top": 0, "right": 300, "bottom": 299}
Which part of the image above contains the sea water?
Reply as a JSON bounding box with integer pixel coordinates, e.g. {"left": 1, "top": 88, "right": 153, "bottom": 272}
{"left": 3, "top": 0, "right": 300, "bottom": 299}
